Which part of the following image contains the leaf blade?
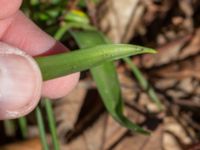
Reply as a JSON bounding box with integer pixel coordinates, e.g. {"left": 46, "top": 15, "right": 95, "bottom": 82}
{"left": 70, "top": 30, "right": 150, "bottom": 134}
{"left": 35, "top": 44, "right": 156, "bottom": 81}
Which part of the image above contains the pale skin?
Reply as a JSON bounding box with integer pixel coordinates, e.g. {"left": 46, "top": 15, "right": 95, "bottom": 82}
{"left": 0, "top": 0, "right": 80, "bottom": 119}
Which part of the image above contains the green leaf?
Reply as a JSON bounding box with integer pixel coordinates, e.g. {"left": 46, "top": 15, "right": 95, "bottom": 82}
{"left": 35, "top": 44, "right": 156, "bottom": 81}
{"left": 35, "top": 107, "right": 49, "bottom": 150}
{"left": 70, "top": 30, "right": 151, "bottom": 134}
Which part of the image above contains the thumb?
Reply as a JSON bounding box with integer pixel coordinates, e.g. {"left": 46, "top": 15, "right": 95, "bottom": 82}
{"left": 0, "top": 42, "right": 42, "bottom": 120}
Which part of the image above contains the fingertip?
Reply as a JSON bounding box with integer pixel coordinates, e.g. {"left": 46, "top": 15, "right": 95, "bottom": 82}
{"left": 0, "top": 42, "right": 42, "bottom": 120}
{"left": 0, "top": 0, "right": 22, "bottom": 19}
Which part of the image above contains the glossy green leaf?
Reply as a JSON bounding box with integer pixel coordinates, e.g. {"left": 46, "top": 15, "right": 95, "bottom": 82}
{"left": 70, "top": 30, "right": 151, "bottom": 134}
{"left": 35, "top": 44, "right": 156, "bottom": 81}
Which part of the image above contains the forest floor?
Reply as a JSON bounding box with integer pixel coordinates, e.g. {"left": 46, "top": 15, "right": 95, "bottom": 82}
{"left": 1, "top": 0, "right": 200, "bottom": 150}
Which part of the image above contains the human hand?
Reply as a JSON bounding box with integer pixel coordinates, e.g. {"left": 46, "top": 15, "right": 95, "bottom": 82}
{"left": 0, "top": 0, "right": 80, "bottom": 120}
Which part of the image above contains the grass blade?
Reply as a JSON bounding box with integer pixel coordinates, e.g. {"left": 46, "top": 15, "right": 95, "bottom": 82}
{"left": 35, "top": 107, "right": 49, "bottom": 150}
{"left": 123, "top": 58, "right": 163, "bottom": 110}
{"left": 70, "top": 30, "right": 150, "bottom": 134}
{"left": 43, "top": 98, "right": 60, "bottom": 150}
{"left": 35, "top": 44, "right": 156, "bottom": 81}
{"left": 18, "top": 117, "right": 28, "bottom": 139}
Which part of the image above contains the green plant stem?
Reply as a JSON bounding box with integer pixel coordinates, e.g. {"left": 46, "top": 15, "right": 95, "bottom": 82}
{"left": 54, "top": 22, "right": 95, "bottom": 40}
{"left": 123, "top": 57, "right": 162, "bottom": 110}
{"left": 35, "top": 107, "right": 49, "bottom": 150}
{"left": 3, "top": 120, "right": 16, "bottom": 137}
{"left": 18, "top": 117, "right": 28, "bottom": 139}
{"left": 44, "top": 98, "right": 60, "bottom": 150}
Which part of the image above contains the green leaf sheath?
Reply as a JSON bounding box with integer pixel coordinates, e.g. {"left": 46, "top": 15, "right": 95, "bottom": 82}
{"left": 70, "top": 30, "right": 151, "bottom": 134}
{"left": 35, "top": 44, "right": 156, "bottom": 81}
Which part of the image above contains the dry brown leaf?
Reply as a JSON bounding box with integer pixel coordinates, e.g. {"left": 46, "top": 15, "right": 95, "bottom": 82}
{"left": 141, "top": 125, "right": 163, "bottom": 150}
{"left": 114, "top": 125, "right": 163, "bottom": 150}
{"left": 61, "top": 113, "right": 126, "bottom": 150}
{"left": 163, "top": 117, "right": 193, "bottom": 150}
{"left": 54, "top": 81, "right": 88, "bottom": 140}
{"left": 113, "top": 134, "right": 149, "bottom": 150}
{"left": 61, "top": 106, "right": 145, "bottom": 150}
{"left": 98, "top": 0, "right": 140, "bottom": 43}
